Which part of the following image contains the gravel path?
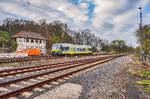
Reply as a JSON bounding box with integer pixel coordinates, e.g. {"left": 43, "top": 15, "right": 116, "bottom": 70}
{"left": 125, "top": 76, "right": 140, "bottom": 99}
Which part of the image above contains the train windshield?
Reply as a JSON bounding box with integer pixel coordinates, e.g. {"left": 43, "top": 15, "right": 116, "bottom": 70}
{"left": 52, "top": 44, "right": 60, "bottom": 50}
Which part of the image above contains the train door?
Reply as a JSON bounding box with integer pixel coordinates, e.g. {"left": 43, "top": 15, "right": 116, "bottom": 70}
{"left": 85, "top": 48, "right": 88, "bottom": 53}
{"left": 70, "top": 46, "right": 74, "bottom": 54}
{"left": 58, "top": 45, "right": 62, "bottom": 55}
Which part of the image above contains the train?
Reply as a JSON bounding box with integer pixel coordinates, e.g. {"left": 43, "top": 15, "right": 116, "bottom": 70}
{"left": 51, "top": 43, "right": 92, "bottom": 55}
{"left": 13, "top": 43, "right": 93, "bottom": 56}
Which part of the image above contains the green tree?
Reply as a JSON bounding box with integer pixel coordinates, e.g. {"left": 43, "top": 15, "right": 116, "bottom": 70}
{"left": 110, "top": 40, "right": 133, "bottom": 53}
{"left": 0, "top": 30, "right": 9, "bottom": 52}
{"left": 136, "top": 25, "right": 150, "bottom": 54}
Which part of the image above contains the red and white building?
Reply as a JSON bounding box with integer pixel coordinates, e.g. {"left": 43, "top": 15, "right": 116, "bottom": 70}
{"left": 12, "top": 31, "right": 47, "bottom": 54}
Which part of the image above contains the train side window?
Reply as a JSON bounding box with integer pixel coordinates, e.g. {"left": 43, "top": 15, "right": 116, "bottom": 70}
{"left": 83, "top": 48, "right": 85, "bottom": 51}
{"left": 79, "top": 48, "right": 82, "bottom": 51}
{"left": 89, "top": 48, "right": 92, "bottom": 51}
{"left": 62, "top": 47, "right": 69, "bottom": 51}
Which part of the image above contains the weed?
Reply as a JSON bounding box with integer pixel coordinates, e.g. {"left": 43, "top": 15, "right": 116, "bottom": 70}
{"left": 130, "top": 71, "right": 137, "bottom": 75}
{"left": 145, "top": 86, "right": 150, "bottom": 93}
{"left": 133, "top": 61, "right": 141, "bottom": 65}
{"left": 125, "top": 64, "right": 130, "bottom": 67}
{"left": 136, "top": 80, "right": 150, "bottom": 85}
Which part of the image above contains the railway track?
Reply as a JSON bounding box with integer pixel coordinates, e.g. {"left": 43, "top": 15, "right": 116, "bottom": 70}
{"left": 0, "top": 55, "right": 57, "bottom": 64}
{"left": 0, "top": 54, "right": 126, "bottom": 99}
{"left": 0, "top": 53, "right": 112, "bottom": 64}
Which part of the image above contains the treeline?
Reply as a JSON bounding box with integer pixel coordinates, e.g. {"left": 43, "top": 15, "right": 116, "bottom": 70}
{"left": 136, "top": 25, "right": 150, "bottom": 55}
{"left": 0, "top": 18, "right": 134, "bottom": 53}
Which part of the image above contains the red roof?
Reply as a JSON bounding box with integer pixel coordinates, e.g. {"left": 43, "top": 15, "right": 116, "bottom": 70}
{"left": 12, "top": 31, "right": 47, "bottom": 40}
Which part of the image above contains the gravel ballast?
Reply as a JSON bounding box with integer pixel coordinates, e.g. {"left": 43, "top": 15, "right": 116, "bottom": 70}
{"left": 67, "top": 55, "right": 132, "bottom": 99}
{"left": 35, "top": 83, "right": 82, "bottom": 99}
{"left": 33, "top": 55, "right": 132, "bottom": 99}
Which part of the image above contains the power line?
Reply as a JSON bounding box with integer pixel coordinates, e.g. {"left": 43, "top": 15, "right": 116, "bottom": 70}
{"left": 23, "top": 0, "right": 61, "bottom": 18}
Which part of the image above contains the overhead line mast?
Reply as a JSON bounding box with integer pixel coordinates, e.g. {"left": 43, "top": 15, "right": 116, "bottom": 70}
{"left": 138, "top": 7, "right": 142, "bottom": 30}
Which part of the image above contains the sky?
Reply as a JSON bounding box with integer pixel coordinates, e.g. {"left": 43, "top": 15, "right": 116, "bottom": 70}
{"left": 0, "top": 0, "right": 150, "bottom": 47}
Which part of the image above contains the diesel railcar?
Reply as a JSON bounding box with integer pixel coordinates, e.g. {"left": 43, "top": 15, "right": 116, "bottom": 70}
{"left": 51, "top": 43, "right": 92, "bottom": 55}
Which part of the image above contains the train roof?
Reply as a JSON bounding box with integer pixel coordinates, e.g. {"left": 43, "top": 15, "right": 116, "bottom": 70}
{"left": 52, "top": 43, "right": 92, "bottom": 48}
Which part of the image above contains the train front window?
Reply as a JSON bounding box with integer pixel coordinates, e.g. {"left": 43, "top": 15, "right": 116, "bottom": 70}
{"left": 52, "top": 44, "right": 60, "bottom": 50}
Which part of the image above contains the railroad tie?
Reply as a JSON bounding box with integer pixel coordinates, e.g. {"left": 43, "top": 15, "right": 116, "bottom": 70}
{"left": 50, "top": 81, "right": 59, "bottom": 85}
{"left": 63, "top": 77, "right": 70, "bottom": 80}
{"left": 0, "top": 87, "right": 11, "bottom": 92}
{"left": 20, "top": 81, "right": 33, "bottom": 85}
{"left": 36, "top": 77, "right": 46, "bottom": 81}
{"left": 29, "top": 79, "right": 39, "bottom": 82}
{"left": 42, "top": 84, "right": 52, "bottom": 88}
{"left": 20, "top": 92, "right": 33, "bottom": 98}
{"left": 43, "top": 75, "right": 52, "bottom": 78}
{"left": 8, "top": 97, "right": 18, "bottom": 99}
{"left": 33, "top": 87, "right": 44, "bottom": 92}
{"left": 10, "top": 84, "right": 22, "bottom": 88}
{"left": 57, "top": 79, "right": 65, "bottom": 82}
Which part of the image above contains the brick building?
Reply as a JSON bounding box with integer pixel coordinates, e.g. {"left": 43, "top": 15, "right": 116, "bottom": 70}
{"left": 12, "top": 31, "right": 47, "bottom": 54}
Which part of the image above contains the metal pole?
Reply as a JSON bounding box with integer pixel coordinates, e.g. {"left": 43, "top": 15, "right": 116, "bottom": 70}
{"left": 139, "top": 7, "right": 142, "bottom": 30}
{"left": 138, "top": 7, "right": 144, "bottom": 60}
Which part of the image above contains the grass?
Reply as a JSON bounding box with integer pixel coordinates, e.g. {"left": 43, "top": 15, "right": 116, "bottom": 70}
{"left": 136, "top": 80, "right": 150, "bottom": 85}
{"left": 0, "top": 62, "right": 21, "bottom": 68}
{"left": 130, "top": 71, "right": 137, "bottom": 75}
{"left": 130, "top": 69, "right": 150, "bottom": 77}
{"left": 132, "top": 54, "right": 140, "bottom": 60}
{"left": 133, "top": 61, "right": 141, "bottom": 65}
{"left": 146, "top": 85, "right": 150, "bottom": 93}
{"left": 125, "top": 64, "right": 130, "bottom": 67}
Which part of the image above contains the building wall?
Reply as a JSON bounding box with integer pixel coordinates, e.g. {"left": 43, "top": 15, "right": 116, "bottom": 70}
{"left": 16, "top": 38, "right": 46, "bottom": 54}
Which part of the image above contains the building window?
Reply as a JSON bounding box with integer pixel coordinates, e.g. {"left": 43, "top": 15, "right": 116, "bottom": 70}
{"left": 18, "top": 38, "right": 23, "bottom": 42}
{"left": 43, "top": 40, "right": 46, "bottom": 43}
{"left": 39, "top": 40, "right": 42, "bottom": 43}
{"left": 31, "top": 39, "right": 33, "bottom": 43}
{"left": 35, "top": 40, "right": 38, "bottom": 43}
{"left": 26, "top": 38, "right": 29, "bottom": 42}
{"left": 26, "top": 46, "right": 29, "bottom": 48}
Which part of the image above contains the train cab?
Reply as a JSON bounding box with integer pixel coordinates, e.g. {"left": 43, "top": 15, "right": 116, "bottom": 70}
{"left": 51, "top": 43, "right": 92, "bottom": 55}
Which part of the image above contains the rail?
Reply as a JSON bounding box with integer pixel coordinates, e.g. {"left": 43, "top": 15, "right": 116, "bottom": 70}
{"left": 0, "top": 54, "right": 126, "bottom": 99}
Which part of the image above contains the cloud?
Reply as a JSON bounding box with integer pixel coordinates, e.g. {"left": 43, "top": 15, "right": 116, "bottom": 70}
{"left": 90, "top": 0, "right": 150, "bottom": 46}
{"left": 0, "top": 0, "right": 150, "bottom": 47}
{"left": 0, "top": 0, "right": 89, "bottom": 25}
{"left": 79, "top": 3, "right": 89, "bottom": 9}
